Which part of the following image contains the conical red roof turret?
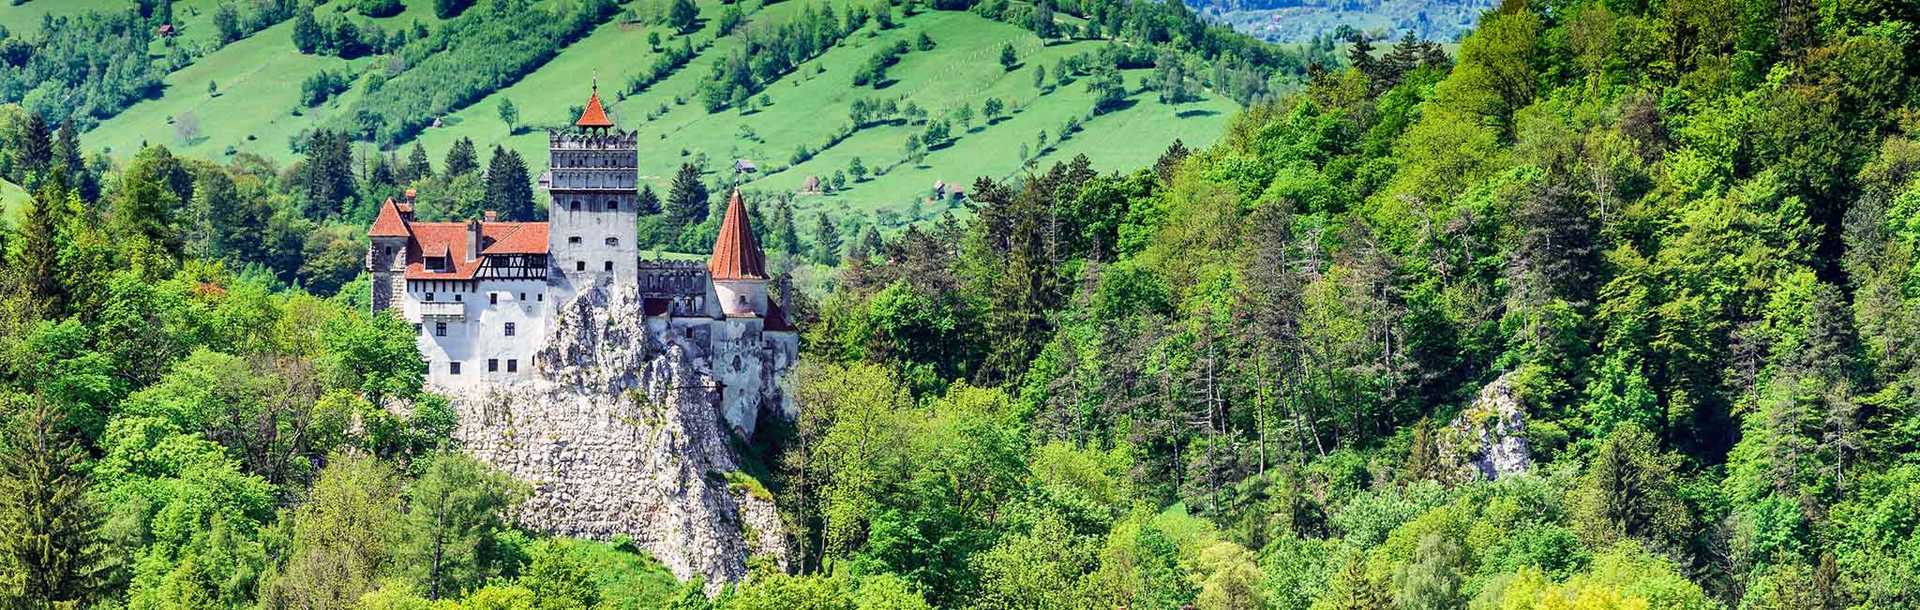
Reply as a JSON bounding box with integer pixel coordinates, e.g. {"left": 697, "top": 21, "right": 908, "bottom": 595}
{"left": 708, "top": 190, "right": 768, "bottom": 281}
{"left": 575, "top": 85, "right": 613, "bottom": 129}
{"left": 369, "top": 198, "right": 410, "bottom": 237}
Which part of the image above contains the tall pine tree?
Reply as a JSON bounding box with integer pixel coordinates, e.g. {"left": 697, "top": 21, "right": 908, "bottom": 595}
{"left": 0, "top": 399, "right": 106, "bottom": 609}
{"left": 813, "top": 212, "right": 841, "bottom": 265}
{"left": 483, "top": 146, "right": 535, "bottom": 221}
{"left": 17, "top": 112, "right": 52, "bottom": 180}
{"left": 666, "top": 163, "right": 709, "bottom": 227}
{"left": 444, "top": 137, "right": 479, "bottom": 177}
{"left": 301, "top": 130, "right": 356, "bottom": 218}
{"left": 8, "top": 181, "right": 73, "bottom": 315}
{"left": 403, "top": 141, "right": 433, "bottom": 183}
{"left": 636, "top": 184, "right": 662, "bottom": 215}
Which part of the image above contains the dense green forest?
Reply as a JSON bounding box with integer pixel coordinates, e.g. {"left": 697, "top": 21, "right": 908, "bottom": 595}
{"left": 4, "top": 0, "right": 1920, "bottom": 606}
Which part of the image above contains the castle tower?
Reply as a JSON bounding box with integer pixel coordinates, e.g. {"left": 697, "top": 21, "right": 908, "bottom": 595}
{"left": 367, "top": 192, "right": 415, "bottom": 313}
{"left": 546, "top": 84, "right": 639, "bottom": 303}
{"left": 708, "top": 189, "right": 769, "bottom": 318}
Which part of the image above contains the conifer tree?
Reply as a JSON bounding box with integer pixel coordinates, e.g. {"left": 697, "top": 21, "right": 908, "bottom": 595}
{"left": 9, "top": 181, "right": 73, "bottom": 315}
{"left": 48, "top": 120, "right": 95, "bottom": 201}
{"left": 667, "top": 163, "right": 709, "bottom": 227}
{"left": 860, "top": 226, "right": 883, "bottom": 260}
{"left": 637, "top": 184, "right": 663, "bottom": 215}
{"left": 301, "top": 130, "right": 356, "bottom": 218}
{"left": 0, "top": 399, "right": 106, "bottom": 610}
{"left": 813, "top": 212, "right": 841, "bottom": 265}
{"left": 771, "top": 197, "right": 800, "bottom": 263}
{"left": 444, "top": 137, "right": 479, "bottom": 177}
{"left": 483, "top": 146, "right": 535, "bottom": 221}
{"left": 370, "top": 153, "right": 397, "bottom": 189}
{"left": 18, "top": 112, "right": 51, "bottom": 179}
{"left": 404, "top": 141, "right": 434, "bottom": 182}
{"left": 50, "top": 121, "right": 81, "bottom": 178}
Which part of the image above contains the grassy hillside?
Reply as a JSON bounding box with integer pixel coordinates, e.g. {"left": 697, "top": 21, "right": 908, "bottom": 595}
{"left": 81, "top": 0, "right": 1238, "bottom": 225}
{"left": 0, "top": 177, "right": 26, "bottom": 226}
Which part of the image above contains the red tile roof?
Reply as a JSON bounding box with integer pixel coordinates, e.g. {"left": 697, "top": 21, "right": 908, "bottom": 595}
{"left": 483, "top": 222, "right": 549, "bottom": 255}
{"left": 576, "top": 90, "right": 614, "bottom": 128}
{"left": 708, "top": 190, "right": 768, "bottom": 281}
{"left": 400, "top": 221, "right": 550, "bottom": 280}
{"left": 369, "top": 198, "right": 411, "bottom": 237}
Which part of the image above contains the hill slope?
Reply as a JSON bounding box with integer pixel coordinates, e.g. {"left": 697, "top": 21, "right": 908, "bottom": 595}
{"left": 81, "top": 0, "right": 1241, "bottom": 225}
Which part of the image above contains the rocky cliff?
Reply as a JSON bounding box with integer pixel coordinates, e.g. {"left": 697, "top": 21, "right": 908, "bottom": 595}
{"left": 1438, "top": 371, "right": 1534, "bottom": 482}
{"left": 438, "top": 283, "right": 791, "bottom": 592}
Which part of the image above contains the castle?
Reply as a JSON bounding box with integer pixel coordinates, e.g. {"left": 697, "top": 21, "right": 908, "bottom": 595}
{"left": 366, "top": 86, "right": 798, "bottom": 437}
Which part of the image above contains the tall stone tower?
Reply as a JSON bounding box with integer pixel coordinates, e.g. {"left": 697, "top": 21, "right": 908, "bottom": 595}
{"left": 546, "top": 84, "right": 639, "bottom": 304}
{"left": 366, "top": 192, "right": 415, "bottom": 313}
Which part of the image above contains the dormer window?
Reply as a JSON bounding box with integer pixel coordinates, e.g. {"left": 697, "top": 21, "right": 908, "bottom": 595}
{"left": 426, "top": 256, "right": 449, "bottom": 272}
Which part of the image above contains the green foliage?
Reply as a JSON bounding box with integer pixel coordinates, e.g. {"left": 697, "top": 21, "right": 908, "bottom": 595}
{"left": 397, "top": 452, "right": 530, "bottom": 601}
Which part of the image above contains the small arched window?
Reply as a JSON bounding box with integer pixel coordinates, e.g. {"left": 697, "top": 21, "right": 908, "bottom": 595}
{"left": 570, "top": 200, "right": 582, "bottom": 211}
{"left": 607, "top": 200, "right": 618, "bottom": 211}
{"left": 605, "top": 237, "right": 619, "bottom": 247}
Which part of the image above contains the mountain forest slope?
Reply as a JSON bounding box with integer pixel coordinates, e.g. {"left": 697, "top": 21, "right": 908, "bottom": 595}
{"left": 3, "top": 0, "right": 1920, "bottom": 607}
{"left": 0, "top": 0, "right": 1316, "bottom": 229}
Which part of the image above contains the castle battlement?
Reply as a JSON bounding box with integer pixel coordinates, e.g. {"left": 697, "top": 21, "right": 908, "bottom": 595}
{"left": 547, "top": 130, "right": 638, "bottom": 149}
{"left": 366, "top": 85, "right": 797, "bottom": 439}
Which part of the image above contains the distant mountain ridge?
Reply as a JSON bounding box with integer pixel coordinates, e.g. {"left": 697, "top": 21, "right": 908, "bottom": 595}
{"left": 1191, "top": 0, "right": 1494, "bottom": 43}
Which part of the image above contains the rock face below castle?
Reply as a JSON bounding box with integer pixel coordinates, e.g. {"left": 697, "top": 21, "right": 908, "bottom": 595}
{"left": 437, "top": 281, "right": 791, "bottom": 591}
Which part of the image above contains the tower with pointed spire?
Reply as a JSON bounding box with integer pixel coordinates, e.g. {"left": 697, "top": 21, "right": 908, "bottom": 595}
{"left": 708, "top": 189, "right": 770, "bottom": 317}
{"left": 545, "top": 81, "right": 638, "bottom": 303}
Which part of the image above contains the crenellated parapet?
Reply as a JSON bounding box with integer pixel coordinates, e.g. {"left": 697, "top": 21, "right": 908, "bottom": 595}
{"left": 547, "top": 129, "right": 639, "bottom": 149}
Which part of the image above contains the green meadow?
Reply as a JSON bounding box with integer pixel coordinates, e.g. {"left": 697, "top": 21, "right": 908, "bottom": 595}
{"left": 74, "top": 0, "right": 1237, "bottom": 225}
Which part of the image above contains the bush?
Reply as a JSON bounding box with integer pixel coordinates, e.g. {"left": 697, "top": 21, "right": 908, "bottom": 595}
{"left": 358, "top": 0, "right": 405, "bottom": 18}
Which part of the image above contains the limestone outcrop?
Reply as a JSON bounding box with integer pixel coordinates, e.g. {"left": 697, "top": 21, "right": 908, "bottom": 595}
{"left": 438, "top": 282, "right": 791, "bottom": 592}
{"left": 1440, "top": 371, "right": 1533, "bottom": 481}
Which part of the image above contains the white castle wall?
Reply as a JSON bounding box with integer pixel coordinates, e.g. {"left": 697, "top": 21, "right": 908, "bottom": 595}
{"left": 407, "top": 278, "right": 548, "bottom": 387}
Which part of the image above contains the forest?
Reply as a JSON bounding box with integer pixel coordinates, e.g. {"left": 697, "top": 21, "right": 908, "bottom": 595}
{"left": 2, "top": 0, "right": 1920, "bottom": 606}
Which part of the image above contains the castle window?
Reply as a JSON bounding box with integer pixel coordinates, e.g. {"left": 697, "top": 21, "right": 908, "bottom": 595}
{"left": 435, "top": 322, "right": 447, "bottom": 336}
{"left": 414, "top": 323, "right": 422, "bottom": 334}
{"left": 538, "top": 293, "right": 544, "bottom": 302}
{"left": 425, "top": 292, "right": 434, "bottom": 302}
{"left": 519, "top": 292, "right": 526, "bottom": 301}
{"left": 576, "top": 261, "right": 586, "bottom": 271}
{"left": 454, "top": 294, "right": 462, "bottom": 302}
{"left": 450, "top": 361, "right": 461, "bottom": 375}
{"left": 569, "top": 236, "right": 582, "bottom": 244}
{"left": 488, "top": 359, "right": 499, "bottom": 372}
{"left": 490, "top": 293, "right": 498, "bottom": 305}
{"left": 604, "top": 261, "right": 614, "bottom": 272}
{"left": 507, "top": 359, "right": 518, "bottom": 373}
{"left": 608, "top": 201, "right": 618, "bottom": 211}
{"left": 605, "top": 237, "right": 619, "bottom": 247}
{"left": 504, "top": 323, "right": 516, "bottom": 337}
{"left": 571, "top": 200, "right": 582, "bottom": 211}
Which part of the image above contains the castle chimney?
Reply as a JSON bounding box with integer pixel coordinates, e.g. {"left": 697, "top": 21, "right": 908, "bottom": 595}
{"left": 465, "top": 219, "right": 482, "bottom": 261}
{"left": 483, "top": 210, "right": 498, "bottom": 222}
